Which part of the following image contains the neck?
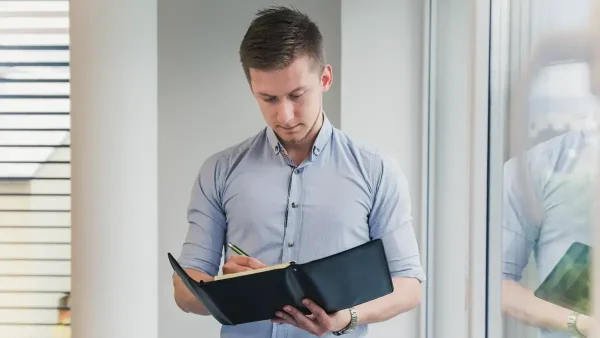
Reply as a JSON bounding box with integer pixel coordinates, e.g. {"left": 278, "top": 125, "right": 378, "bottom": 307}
{"left": 282, "top": 113, "right": 324, "bottom": 163}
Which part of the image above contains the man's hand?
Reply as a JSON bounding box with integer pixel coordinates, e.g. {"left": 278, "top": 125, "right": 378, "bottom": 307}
{"left": 271, "top": 299, "right": 351, "bottom": 336}
{"left": 222, "top": 255, "right": 267, "bottom": 275}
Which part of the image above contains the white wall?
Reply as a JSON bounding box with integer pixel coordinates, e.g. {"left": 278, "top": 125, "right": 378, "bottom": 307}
{"left": 158, "top": 1, "right": 341, "bottom": 337}
{"left": 158, "top": 1, "right": 425, "bottom": 337}
{"left": 340, "top": 1, "right": 425, "bottom": 337}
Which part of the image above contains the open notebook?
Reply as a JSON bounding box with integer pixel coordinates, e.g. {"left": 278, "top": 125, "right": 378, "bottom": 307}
{"left": 214, "top": 262, "right": 292, "bottom": 280}
{"left": 169, "top": 239, "right": 394, "bottom": 325}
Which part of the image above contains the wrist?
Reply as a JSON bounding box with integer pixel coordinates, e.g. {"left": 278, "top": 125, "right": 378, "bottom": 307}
{"left": 332, "top": 307, "right": 358, "bottom": 336}
{"left": 332, "top": 309, "right": 352, "bottom": 332}
{"left": 576, "top": 314, "right": 590, "bottom": 337}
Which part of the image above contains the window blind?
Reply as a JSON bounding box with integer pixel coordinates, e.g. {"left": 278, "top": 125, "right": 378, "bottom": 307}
{"left": 0, "top": 1, "right": 71, "bottom": 337}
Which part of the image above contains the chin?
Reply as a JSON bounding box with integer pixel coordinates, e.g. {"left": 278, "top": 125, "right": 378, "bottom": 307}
{"left": 281, "top": 133, "right": 309, "bottom": 145}
{"left": 280, "top": 136, "right": 302, "bottom": 144}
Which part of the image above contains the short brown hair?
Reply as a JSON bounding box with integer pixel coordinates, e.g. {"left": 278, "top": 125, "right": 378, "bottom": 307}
{"left": 239, "top": 6, "right": 326, "bottom": 82}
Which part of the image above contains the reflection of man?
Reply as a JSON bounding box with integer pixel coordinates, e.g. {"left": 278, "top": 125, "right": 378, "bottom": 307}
{"left": 172, "top": 6, "right": 425, "bottom": 338}
{"left": 502, "top": 125, "right": 597, "bottom": 337}
{"left": 502, "top": 2, "right": 600, "bottom": 335}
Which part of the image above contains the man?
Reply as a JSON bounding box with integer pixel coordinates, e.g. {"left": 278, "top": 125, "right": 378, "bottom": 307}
{"left": 172, "top": 5, "right": 425, "bottom": 338}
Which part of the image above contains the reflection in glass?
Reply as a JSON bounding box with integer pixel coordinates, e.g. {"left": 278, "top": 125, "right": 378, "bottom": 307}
{"left": 0, "top": 115, "right": 70, "bottom": 129}
{"left": 0, "top": 131, "right": 69, "bottom": 146}
{"left": 499, "top": 1, "right": 599, "bottom": 337}
{"left": 0, "top": 99, "right": 70, "bottom": 112}
{"left": 0, "top": 2, "right": 71, "bottom": 337}
{"left": 0, "top": 34, "right": 69, "bottom": 46}
{"left": 0, "top": 50, "right": 69, "bottom": 63}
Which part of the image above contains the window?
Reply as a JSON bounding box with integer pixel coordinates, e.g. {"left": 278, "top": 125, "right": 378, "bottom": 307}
{"left": 492, "top": 1, "right": 598, "bottom": 338}
{"left": 0, "top": 1, "right": 71, "bottom": 337}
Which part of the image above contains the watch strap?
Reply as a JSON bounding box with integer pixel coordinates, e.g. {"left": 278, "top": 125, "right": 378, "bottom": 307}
{"left": 567, "top": 312, "right": 585, "bottom": 337}
{"left": 332, "top": 307, "right": 358, "bottom": 336}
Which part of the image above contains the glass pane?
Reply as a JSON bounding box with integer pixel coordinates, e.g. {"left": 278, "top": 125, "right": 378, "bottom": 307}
{"left": 0, "top": 309, "right": 63, "bottom": 324}
{"left": 0, "top": 18, "right": 69, "bottom": 30}
{"left": 0, "top": 195, "right": 70, "bottom": 211}
{"left": 495, "top": 0, "right": 599, "bottom": 337}
{"left": 0, "top": 326, "right": 70, "bottom": 337}
{"left": 0, "top": 98, "right": 69, "bottom": 112}
{"left": 0, "top": 147, "right": 61, "bottom": 162}
{"left": 0, "top": 4, "right": 71, "bottom": 335}
{"left": 0, "top": 114, "right": 70, "bottom": 129}
{"left": 34, "top": 163, "right": 69, "bottom": 178}
{"left": 530, "top": 0, "right": 591, "bottom": 44}
{"left": 0, "top": 228, "right": 70, "bottom": 243}
{"left": 0, "top": 1, "right": 68, "bottom": 12}
{"left": 0, "top": 163, "right": 38, "bottom": 177}
{"left": 0, "top": 34, "right": 69, "bottom": 46}
{"left": 0, "top": 83, "right": 70, "bottom": 96}
{"left": 0, "top": 244, "right": 70, "bottom": 260}
{"left": 0, "top": 211, "right": 70, "bottom": 226}
{"left": 0, "top": 66, "right": 69, "bottom": 80}
{"left": 0, "top": 131, "right": 69, "bottom": 146}
{"left": 0, "top": 291, "right": 69, "bottom": 307}
{"left": 0, "top": 50, "right": 69, "bottom": 63}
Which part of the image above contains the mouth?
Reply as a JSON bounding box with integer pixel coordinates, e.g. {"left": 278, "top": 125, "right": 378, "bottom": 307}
{"left": 280, "top": 124, "right": 301, "bottom": 132}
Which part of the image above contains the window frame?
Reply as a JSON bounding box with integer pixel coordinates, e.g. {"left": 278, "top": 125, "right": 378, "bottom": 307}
{"left": 422, "top": 0, "right": 492, "bottom": 337}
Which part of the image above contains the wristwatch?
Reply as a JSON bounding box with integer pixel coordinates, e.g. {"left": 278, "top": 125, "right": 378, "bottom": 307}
{"left": 332, "top": 307, "right": 358, "bottom": 336}
{"left": 567, "top": 312, "right": 586, "bottom": 337}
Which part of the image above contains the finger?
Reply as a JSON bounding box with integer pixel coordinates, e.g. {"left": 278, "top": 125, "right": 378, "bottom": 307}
{"left": 302, "top": 299, "right": 331, "bottom": 328}
{"left": 232, "top": 256, "right": 268, "bottom": 269}
{"left": 222, "top": 262, "right": 253, "bottom": 275}
{"left": 284, "top": 306, "right": 321, "bottom": 334}
{"left": 274, "top": 311, "right": 297, "bottom": 326}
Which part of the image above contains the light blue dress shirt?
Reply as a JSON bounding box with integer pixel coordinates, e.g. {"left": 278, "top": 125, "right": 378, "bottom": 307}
{"left": 177, "top": 114, "right": 426, "bottom": 338}
{"left": 502, "top": 127, "right": 597, "bottom": 338}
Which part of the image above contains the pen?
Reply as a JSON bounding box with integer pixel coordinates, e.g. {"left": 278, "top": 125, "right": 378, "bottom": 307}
{"left": 227, "top": 242, "right": 249, "bottom": 256}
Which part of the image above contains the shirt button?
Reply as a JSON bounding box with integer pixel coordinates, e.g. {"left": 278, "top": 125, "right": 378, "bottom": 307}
{"left": 287, "top": 241, "right": 294, "bottom": 247}
{"left": 291, "top": 202, "right": 298, "bottom": 208}
{"left": 294, "top": 169, "right": 300, "bottom": 174}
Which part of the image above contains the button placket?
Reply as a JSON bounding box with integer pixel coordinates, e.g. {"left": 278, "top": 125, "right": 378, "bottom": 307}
{"left": 282, "top": 167, "right": 302, "bottom": 263}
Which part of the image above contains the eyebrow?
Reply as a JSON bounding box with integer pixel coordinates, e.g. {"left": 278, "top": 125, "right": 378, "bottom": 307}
{"left": 258, "top": 86, "right": 307, "bottom": 97}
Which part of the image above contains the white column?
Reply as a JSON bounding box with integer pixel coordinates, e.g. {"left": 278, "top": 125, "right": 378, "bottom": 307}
{"left": 69, "top": 0, "right": 158, "bottom": 337}
{"left": 340, "top": 1, "right": 425, "bottom": 337}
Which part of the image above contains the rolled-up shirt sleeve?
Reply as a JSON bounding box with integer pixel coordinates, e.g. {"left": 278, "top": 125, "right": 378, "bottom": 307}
{"left": 177, "top": 154, "right": 227, "bottom": 277}
{"left": 501, "top": 141, "right": 552, "bottom": 281}
{"left": 368, "top": 155, "right": 426, "bottom": 282}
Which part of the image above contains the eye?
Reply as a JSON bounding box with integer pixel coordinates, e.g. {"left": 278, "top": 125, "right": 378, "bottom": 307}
{"left": 263, "top": 97, "right": 278, "bottom": 103}
{"left": 289, "top": 93, "right": 304, "bottom": 100}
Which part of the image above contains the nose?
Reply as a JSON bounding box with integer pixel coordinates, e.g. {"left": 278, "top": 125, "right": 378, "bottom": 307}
{"left": 276, "top": 100, "right": 294, "bottom": 126}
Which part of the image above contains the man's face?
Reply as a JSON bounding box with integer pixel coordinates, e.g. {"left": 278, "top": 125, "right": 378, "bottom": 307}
{"left": 249, "top": 55, "right": 332, "bottom": 145}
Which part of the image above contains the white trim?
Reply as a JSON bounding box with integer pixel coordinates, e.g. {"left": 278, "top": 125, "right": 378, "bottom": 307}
{"left": 426, "top": 0, "right": 492, "bottom": 337}
{"left": 420, "top": 1, "right": 435, "bottom": 338}
{"left": 467, "top": 0, "right": 491, "bottom": 337}
{"left": 488, "top": 0, "right": 511, "bottom": 337}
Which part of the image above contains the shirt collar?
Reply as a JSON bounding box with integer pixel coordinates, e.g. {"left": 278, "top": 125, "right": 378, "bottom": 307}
{"left": 266, "top": 112, "right": 333, "bottom": 157}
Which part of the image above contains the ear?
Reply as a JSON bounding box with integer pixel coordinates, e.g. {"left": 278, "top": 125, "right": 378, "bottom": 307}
{"left": 320, "top": 65, "right": 333, "bottom": 92}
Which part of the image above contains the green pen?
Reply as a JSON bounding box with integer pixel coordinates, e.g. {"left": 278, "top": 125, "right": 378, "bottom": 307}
{"left": 227, "top": 242, "right": 249, "bottom": 256}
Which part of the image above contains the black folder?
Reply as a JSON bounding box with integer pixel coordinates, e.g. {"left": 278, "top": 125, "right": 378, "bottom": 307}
{"left": 168, "top": 239, "right": 394, "bottom": 325}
